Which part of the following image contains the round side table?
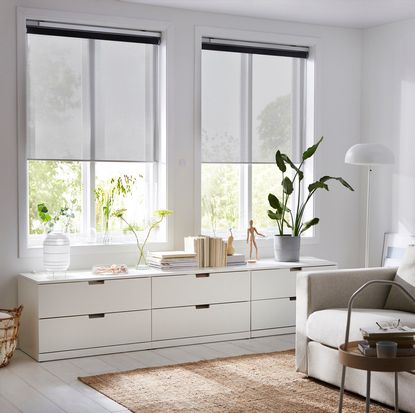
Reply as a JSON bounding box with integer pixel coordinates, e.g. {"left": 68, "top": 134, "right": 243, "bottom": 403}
{"left": 337, "top": 280, "right": 415, "bottom": 413}
{"left": 338, "top": 340, "right": 415, "bottom": 412}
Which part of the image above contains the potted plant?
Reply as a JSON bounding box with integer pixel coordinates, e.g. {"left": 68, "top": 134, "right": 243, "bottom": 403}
{"left": 267, "top": 137, "right": 354, "bottom": 261}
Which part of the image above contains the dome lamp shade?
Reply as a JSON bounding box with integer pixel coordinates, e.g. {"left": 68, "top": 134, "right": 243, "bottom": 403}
{"left": 345, "top": 143, "right": 394, "bottom": 166}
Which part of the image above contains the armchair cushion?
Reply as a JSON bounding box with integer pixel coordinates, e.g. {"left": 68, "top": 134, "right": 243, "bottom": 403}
{"left": 307, "top": 308, "right": 415, "bottom": 349}
{"left": 385, "top": 245, "right": 415, "bottom": 313}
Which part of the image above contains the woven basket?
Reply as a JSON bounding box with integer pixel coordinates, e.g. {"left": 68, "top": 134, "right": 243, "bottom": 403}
{"left": 0, "top": 306, "right": 23, "bottom": 368}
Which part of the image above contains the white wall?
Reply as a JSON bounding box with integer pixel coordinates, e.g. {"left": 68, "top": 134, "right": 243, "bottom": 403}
{"left": 361, "top": 19, "right": 415, "bottom": 266}
{"left": 0, "top": 0, "right": 363, "bottom": 307}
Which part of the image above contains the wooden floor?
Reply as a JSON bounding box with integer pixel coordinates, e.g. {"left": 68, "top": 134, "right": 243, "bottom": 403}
{"left": 0, "top": 334, "right": 295, "bottom": 413}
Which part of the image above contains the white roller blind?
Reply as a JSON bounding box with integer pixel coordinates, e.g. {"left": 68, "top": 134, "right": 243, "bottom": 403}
{"left": 26, "top": 20, "right": 160, "bottom": 162}
{"left": 201, "top": 38, "right": 308, "bottom": 164}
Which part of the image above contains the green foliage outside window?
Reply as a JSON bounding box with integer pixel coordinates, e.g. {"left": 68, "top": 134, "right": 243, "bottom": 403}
{"left": 257, "top": 94, "right": 292, "bottom": 159}
{"left": 201, "top": 94, "right": 292, "bottom": 235}
{"left": 94, "top": 175, "right": 136, "bottom": 242}
{"left": 201, "top": 164, "right": 239, "bottom": 235}
{"left": 28, "top": 161, "right": 82, "bottom": 234}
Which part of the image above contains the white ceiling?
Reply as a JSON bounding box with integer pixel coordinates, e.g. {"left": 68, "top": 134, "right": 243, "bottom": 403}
{"left": 122, "top": 0, "right": 415, "bottom": 29}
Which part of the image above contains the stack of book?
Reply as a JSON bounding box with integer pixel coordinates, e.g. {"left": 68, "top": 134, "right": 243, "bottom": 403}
{"left": 226, "top": 253, "right": 246, "bottom": 266}
{"left": 358, "top": 325, "right": 415, "bottom": 357}
{"left": 184, "top": 236, "right": 228, "bottom": 267}
{"left": 147, "top": 251, "right": 198, "bottom": 269}
{"left": 184, "top": 236, "right": 207, "bottom": 267}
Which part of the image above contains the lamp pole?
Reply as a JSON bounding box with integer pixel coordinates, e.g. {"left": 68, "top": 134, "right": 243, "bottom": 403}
{"left": 345, "top": 143, "right": 394, "bottom": 268}
{"left": 364, "top": 167, "right": 372, "bottom": 268}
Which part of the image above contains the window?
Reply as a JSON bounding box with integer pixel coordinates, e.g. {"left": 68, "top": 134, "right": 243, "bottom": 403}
{"left": 25, "top": 20, "right": 165, "bottom": 247}
{"left": 201, "top": 38, "right": 308, "bottom": 237}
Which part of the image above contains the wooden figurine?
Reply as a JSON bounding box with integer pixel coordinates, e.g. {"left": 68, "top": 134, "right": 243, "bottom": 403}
{"left": 227, "top": 228, "right": 235, "bottom": 256}
{"left": 246, "top": 219, "right": 265, "bottom": 262}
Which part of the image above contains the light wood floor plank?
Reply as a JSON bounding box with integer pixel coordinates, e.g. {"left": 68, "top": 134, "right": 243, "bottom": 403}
{"left": 278, "top": 334, "right": 296, "bottom": 347}
{"left": 234, "top": 336, "right": 294, "bottom": 353}
{"left": 151, "top": 346, "right": 204, "bottom": 364}
{"left": 8, "top": 352, "right": 110, "bottom": 413}
{"left": 127, "top": 349, "right": 174, "bottom": 367}
{"left": 255, "top": 334, "right": 296, "bottom": 349}
{"left": 96, "top": 352, "right": 146, "bottom": 371}
{"left": 0, "top": 368, "right": 64, "bottom": 413}
{"left": 178, "top": 343, "right": 227, "bottom": 361}
{"left": 41, "top": 359, "right": 89, "bottom": 384}
{"left": 204, "top": 341, "right": 252, "bottom": 357}
{"left": 4, "top": 334, "right": 295, "bottom": 413}
{"left": 68, "top": 380, "right": 129, "bottom": 413}
{"left": 41, "top": 358, "right": 127, "bottom": 412}
{"left": 70, "top": 356, "right": 118, "bottom": 375}
{"left": 0, "top": 394, "right": 22, "bottom": 413}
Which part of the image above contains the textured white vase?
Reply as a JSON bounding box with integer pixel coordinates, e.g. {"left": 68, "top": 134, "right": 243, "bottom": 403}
{"left": 43, "top": 232, "right": 70, "bottom": 272}
{"left": 273, "top": 235, "right": 301, "bottom": 262}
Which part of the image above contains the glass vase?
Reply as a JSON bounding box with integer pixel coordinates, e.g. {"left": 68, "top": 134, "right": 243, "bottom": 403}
{"left": 136, "top": 243, "right": 149, "bottom": 270}
{"left": 101, "top": 215, "right": 111, "bottom": 244}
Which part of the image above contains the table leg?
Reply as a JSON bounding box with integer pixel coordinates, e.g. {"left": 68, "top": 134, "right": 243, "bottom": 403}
{"left": 338, "top": 365, "right": 346, "bottom": 413}
{"left": 365, "top": 370, "right": 371, "bottom": 413}
{"left": 394, "top": 372, "right": 399, "bottom": 413}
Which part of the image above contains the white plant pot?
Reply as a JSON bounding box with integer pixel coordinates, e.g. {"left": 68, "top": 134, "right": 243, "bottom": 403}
{"left": 43, "top": 232, "right": 70, "bottom": 272}
{"left": 273, "top": 235, "right": 300, "bottom": 262}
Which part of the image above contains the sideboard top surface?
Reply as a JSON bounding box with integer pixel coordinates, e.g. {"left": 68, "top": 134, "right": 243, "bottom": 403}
{"left": 19, "top": 256, "right": 336, "bottom": 284}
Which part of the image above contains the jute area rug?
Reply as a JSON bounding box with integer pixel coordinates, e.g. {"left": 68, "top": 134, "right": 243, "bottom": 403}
{"left": 79, "top": 350, "right": 392, "bottom": 412}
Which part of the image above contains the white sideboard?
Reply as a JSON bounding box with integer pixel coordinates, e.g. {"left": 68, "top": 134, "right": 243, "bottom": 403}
{"left": 18, "top": 257, "right": 336, "bottom": 361}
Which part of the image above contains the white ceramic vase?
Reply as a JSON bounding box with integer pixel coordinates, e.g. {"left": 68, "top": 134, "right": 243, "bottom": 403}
{"left": 43, "top": 232, "right": 70, "bottom": 272}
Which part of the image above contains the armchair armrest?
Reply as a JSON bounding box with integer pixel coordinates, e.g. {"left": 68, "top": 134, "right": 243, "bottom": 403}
{"left": 295, "top": 266, "right": 397, "bottom": 374}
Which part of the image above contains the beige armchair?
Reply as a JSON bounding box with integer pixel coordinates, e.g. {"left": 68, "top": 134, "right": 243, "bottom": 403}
{"left": 295, "top": 267, "right": 415, "bottom": 412}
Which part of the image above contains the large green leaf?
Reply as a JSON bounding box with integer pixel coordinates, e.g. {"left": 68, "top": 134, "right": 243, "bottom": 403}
{"left": 267, "top": 210, "right": 282, "bottom": 221}
{"left": 282, "top": 176, "right": 294, "bottom": 195}
{"left": 275, "top": 150, "right": 286, "bottom": 173}
{"left": 320, "top": 176, "right": 354, "bottom": 191}
{"left": 308, "top": 181, "right": 329, "bottom": 192}
{"left": 300, "top": 217, "right": 320, "bottom": 234}
{"left": 281, "top": 154, "right": 304, "bottom": 180}
{"left": 268, "top": 193, "right": 282, "bottom": 213}
{"left": 302, "top": 136, "right": 324, "bottom": 161}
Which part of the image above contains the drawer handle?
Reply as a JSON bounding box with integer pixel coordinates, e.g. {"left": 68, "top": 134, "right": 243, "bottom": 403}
{"left": 289, "top": 297, "right": 296, "bottom": 301}
{"left": 196, "top": 273, "right": 210, "bottom": 278}
{"left": 290, "top": 267, "right": 302, "bottom": 272}
{"left": 195, "top": 304, "right": 210, "bottom": 309}
{"left": 88, "top": 313, "right": 105, "bottom": 319}
{"left": 89, "top": 280, "right": 105, "bottom": 285}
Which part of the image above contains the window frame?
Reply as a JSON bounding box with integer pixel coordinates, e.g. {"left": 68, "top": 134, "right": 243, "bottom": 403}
{"left": 195, "top": 26, "right": 321, "bottom": 247}
{"left": 17, "top": 7, "right": 172, "bottom": 258}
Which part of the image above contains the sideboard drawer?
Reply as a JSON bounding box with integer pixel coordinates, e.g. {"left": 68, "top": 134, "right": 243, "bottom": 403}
{"left": 251, "top": 269, "right": 295, "bottom": 300}
{"left": 38, "top": 278, "right": 151, "bottom": 318}
{"left": 152, "top": 271, "right": 250, "bottom": 308}
{"left": 152, "top": 302, "right": 250, "bottom": 340}
{"left": 251, "top": 298, "right": 296, "bottom": 330}
{"left": 39, "top": 310, "right": 151, "bottom": 353}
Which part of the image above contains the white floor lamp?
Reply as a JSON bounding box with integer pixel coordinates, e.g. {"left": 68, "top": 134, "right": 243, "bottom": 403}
{"left": 345, "top": 143, "right": 394, "bottom": 267}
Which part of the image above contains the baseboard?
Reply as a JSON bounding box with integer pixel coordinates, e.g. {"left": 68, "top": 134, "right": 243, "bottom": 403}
{"left": 250, "top": 326, "right": 295, "bottom": 338}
